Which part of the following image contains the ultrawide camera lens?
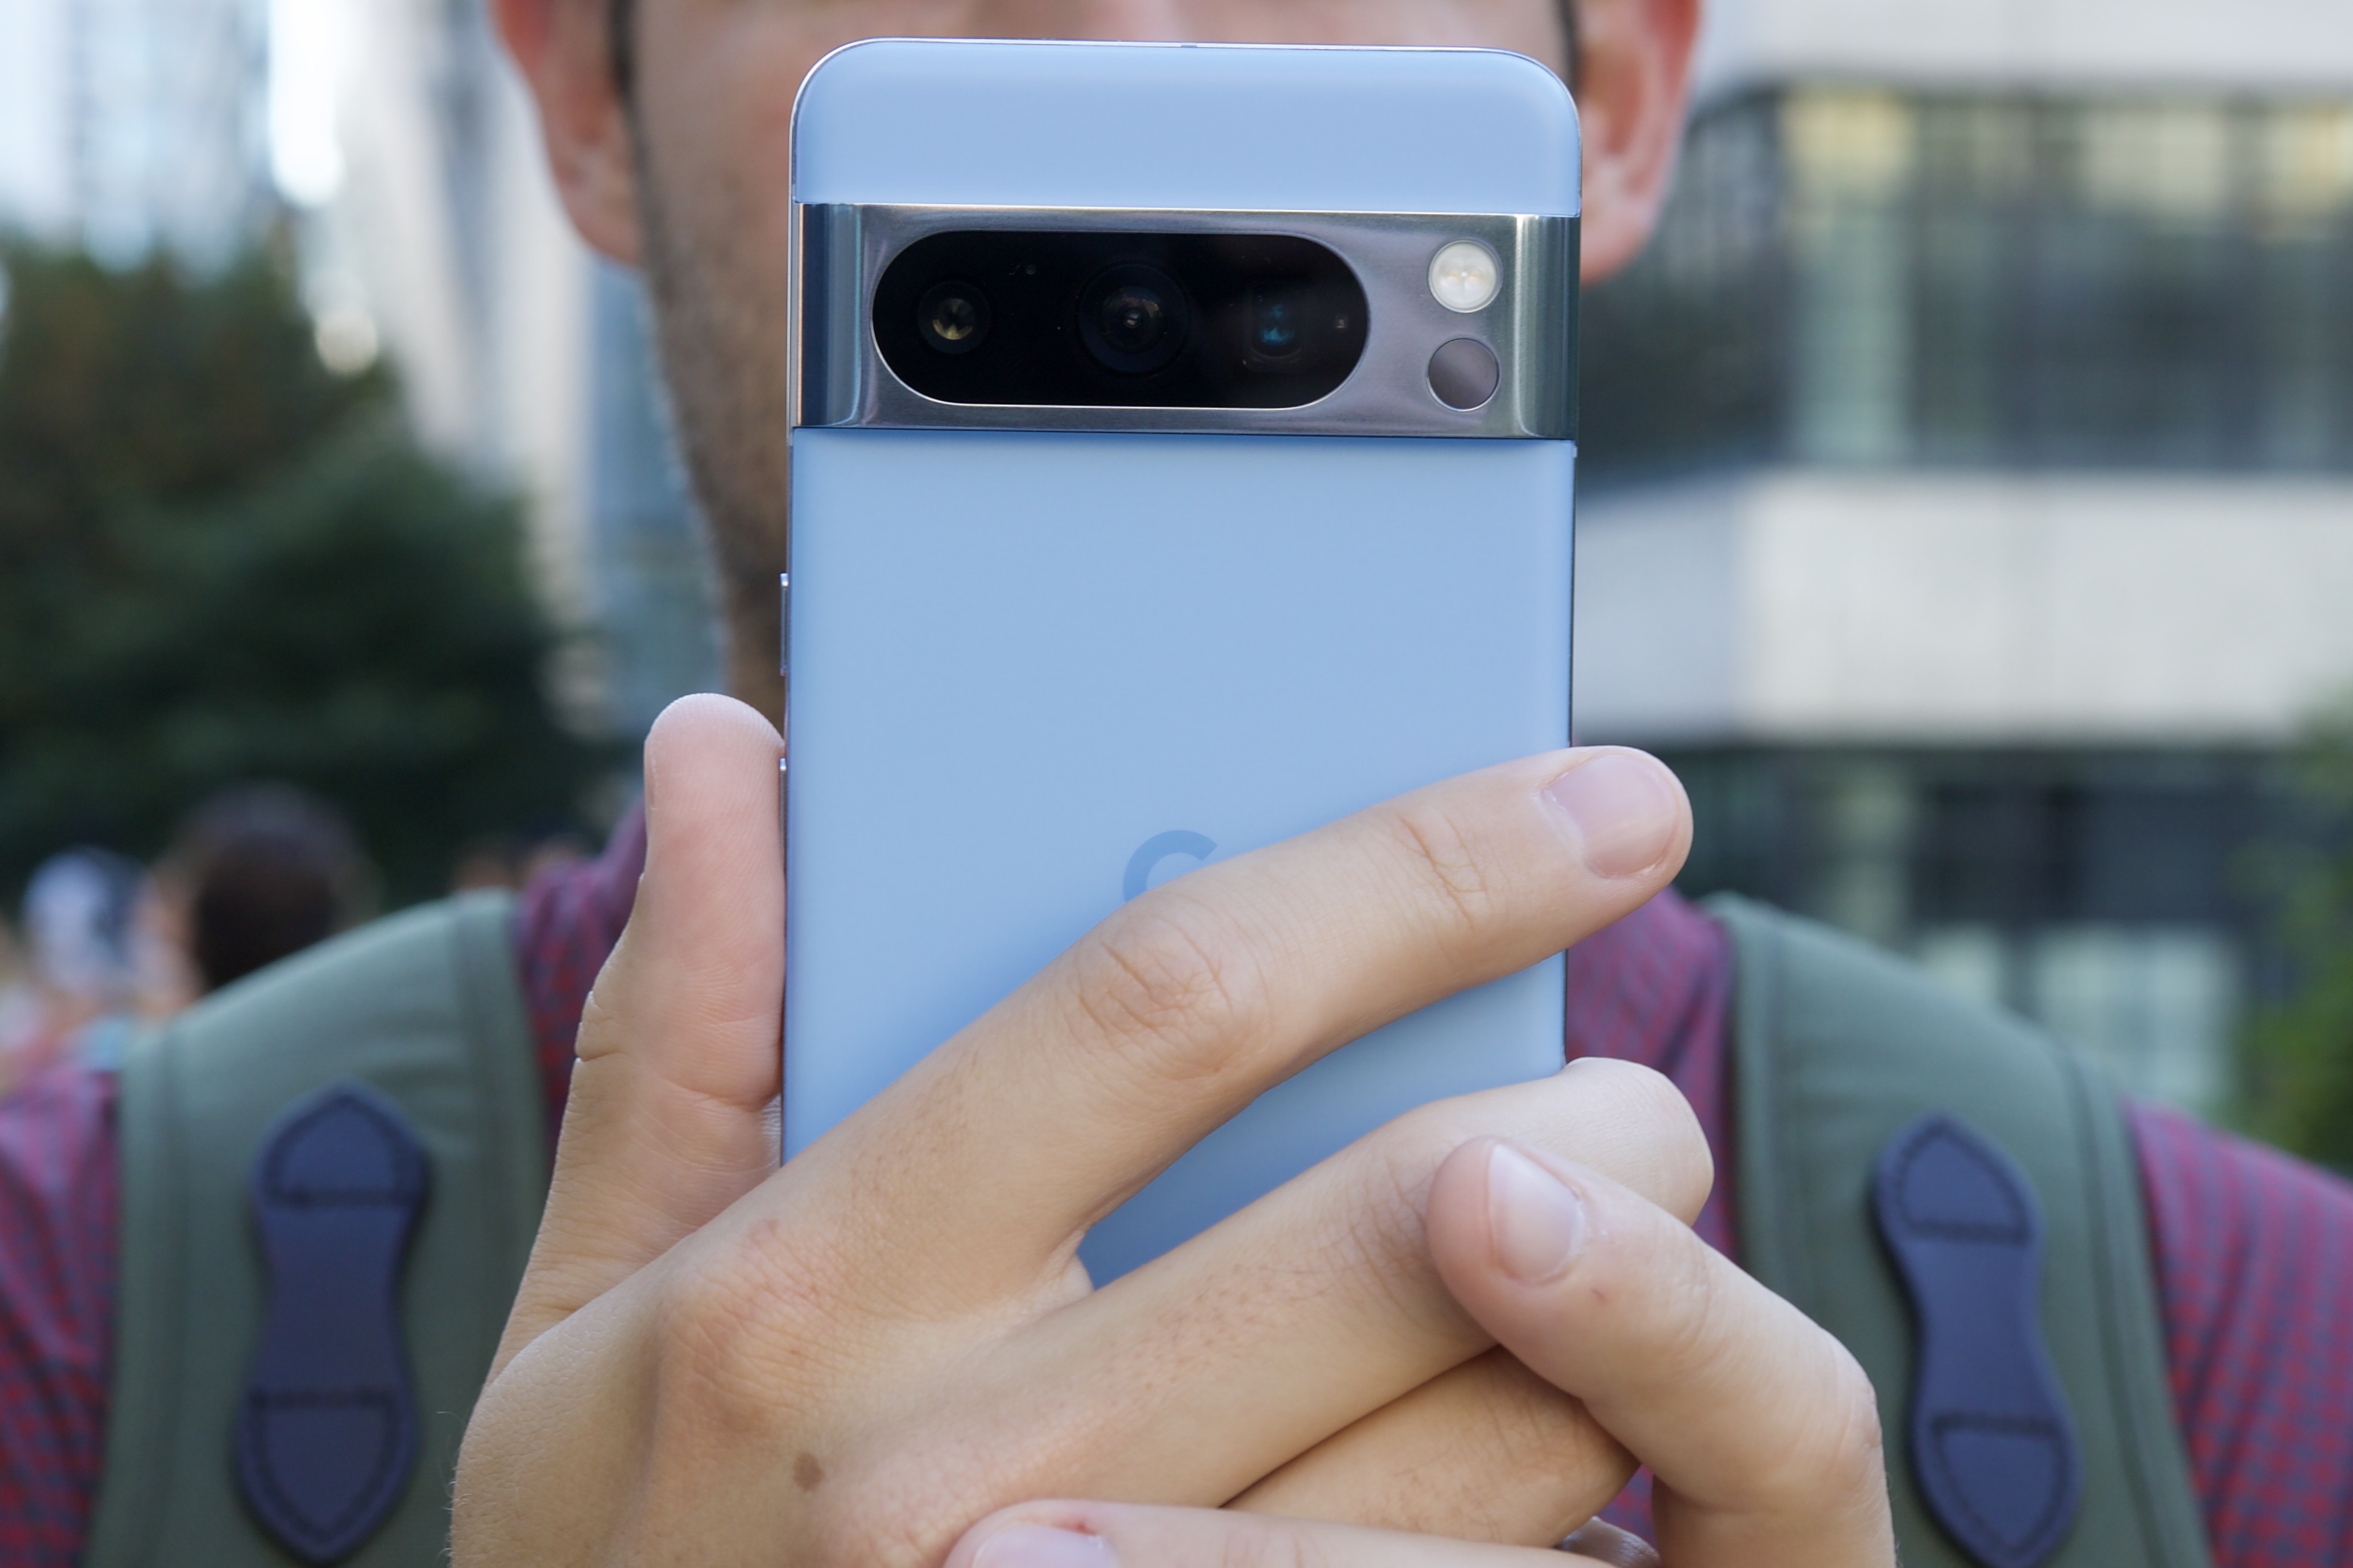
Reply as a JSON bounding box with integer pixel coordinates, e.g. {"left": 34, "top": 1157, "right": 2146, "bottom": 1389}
{"left": 917, "top": 281, "right": 991, "bottom": 356}
{"left": 1078, "top": 263, "right": 1190, "bottom": 374}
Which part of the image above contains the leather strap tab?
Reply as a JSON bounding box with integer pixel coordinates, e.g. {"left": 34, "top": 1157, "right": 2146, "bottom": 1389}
{"left": 1874, "top": 1113, "right": 2082, "bottom": 1568}
{"left": 236, "top": 1080, "right": 430, "bottom": 1564}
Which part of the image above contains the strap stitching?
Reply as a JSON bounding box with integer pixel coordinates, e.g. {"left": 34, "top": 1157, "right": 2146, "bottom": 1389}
{"left": 239, "top": 1387, "right": 406, "bottom": 1548}
{"left": 1923, "top": 1410, "right": 2080, "bottom": 1556}
{"left": 1888, "top": 1122, "right": 2031, "bottom": 1245}
{"left": 258, "top": 1091, "right": 427, "bottom": 1207}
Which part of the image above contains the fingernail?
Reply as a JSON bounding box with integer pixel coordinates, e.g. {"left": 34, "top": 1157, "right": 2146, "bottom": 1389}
{"left": 1542, "top": 751, "right": 1681, "bottom": 880}
{"left": 974, "top": 1525, "right": 1115, "bottom": 1568}
{"left": 1486, "top": 1142, "right": 1587, "bottom": 1284}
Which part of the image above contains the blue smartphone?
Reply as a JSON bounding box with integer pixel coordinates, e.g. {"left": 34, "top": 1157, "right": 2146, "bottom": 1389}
{"left": 783, "top": 38, "right": 1581, "bottom": 1280}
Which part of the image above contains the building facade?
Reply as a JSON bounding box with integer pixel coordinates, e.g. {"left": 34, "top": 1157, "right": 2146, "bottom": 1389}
{"left": 316, "top": 0, "right": 714, "bottom": 737}
{"left": 0, "top": 0, "right": 275, "bottom": 267}
{"left": 1574, "top": 0, "right": 2353, "bottom": 1110}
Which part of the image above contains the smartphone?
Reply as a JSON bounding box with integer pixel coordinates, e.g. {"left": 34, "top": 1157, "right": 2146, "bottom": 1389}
{"left": 783, "top": 38, "right": 1581, "bottom": 1280}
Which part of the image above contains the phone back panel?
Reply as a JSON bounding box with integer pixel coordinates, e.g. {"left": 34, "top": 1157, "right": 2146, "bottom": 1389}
{"left": 787, "top": 41, "right": 1581, "bottom": 1280}
{"left": 791, "top": 40, "right": 1580, "bottom": 213}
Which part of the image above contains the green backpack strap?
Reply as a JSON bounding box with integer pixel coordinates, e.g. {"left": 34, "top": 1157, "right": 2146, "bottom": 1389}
{"left": 87, "top": 893, "right": 550, "bottom": 1568}
{"left": 1708, "top": 894, "right": 2210, "bottom": 1568}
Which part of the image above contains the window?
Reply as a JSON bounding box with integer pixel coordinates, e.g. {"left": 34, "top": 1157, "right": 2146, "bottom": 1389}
{"left": 1581, "top": 89, "right": 2353, "bottom": 477}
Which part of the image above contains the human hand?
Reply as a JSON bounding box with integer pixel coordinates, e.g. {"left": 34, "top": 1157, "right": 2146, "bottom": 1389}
{"left": 946, "top": 1139, "right": 1895, "bottom": 1568}
{"left": 451, "top": 693, "right": 1709, "bottom": 1565}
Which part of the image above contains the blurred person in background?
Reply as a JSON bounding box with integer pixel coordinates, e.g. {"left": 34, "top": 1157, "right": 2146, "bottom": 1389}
{"left": 447, "top": 829, "right": 592, "bottom": 894}
{"left": 0, "top": 6, "right": 2347, "bottom": 1568}
{"left": 2, "top": 848, "right": 150, "bottom": 1082}
{"left": 154, "top": 784, "right": 368, "bottom": 996}
{"left": 0, "top": 785, "right": 361, "bottom": 1097}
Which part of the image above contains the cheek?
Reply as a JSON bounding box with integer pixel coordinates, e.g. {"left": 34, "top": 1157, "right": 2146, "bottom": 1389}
{"left": 1271, "top": 0, "right": 1568, "bottom": 66}
{"left": 635, "top": 7, "right": 831, "bottom": 250}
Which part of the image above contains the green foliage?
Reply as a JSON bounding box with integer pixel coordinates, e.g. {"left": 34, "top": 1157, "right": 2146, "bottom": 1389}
{"left": 0, "top": 243, "right": 599, "bottom": 904}
{"left": 2243, "top": 708, "right": 2353, "bottom": 1170}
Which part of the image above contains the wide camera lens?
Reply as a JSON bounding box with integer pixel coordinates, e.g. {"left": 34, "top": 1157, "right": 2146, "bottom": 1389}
{"left": 1079, "top": 263, "right": 1189, "bottom": 374}
{"left": 1101, "top": 286, "right": 1170, "bottom": 354}
{"left": 918, "top": 281, "right": 990, "bottom": 356}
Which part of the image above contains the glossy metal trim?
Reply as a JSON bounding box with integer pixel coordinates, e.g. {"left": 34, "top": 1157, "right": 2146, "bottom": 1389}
{"left": 793, "top": 203, "right": 1577, "bottom": 439}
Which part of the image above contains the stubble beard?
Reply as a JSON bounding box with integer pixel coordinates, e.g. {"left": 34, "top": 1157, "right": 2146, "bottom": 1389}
{"left": 632, "top": 125, "right": 794, "bottom": 719}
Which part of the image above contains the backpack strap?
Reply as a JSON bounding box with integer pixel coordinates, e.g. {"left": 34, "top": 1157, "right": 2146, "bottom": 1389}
{"left": 1709, "top": 894, "right": 2210, "bottom": 1568}
{"left": 87, "top": 893, "right": 550, "bottom": 1568}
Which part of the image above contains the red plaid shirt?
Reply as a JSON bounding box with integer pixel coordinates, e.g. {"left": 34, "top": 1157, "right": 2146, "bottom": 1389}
{"left": 1, "top": 815, "right": 2348, "bottom": 1564}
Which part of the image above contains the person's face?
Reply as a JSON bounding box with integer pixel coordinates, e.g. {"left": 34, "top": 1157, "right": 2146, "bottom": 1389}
{"left": 633, "top": 5, "right": 1568, "bottom": 239}
{"left": 500, "top": 0, "right": 1701, "bottom": 703}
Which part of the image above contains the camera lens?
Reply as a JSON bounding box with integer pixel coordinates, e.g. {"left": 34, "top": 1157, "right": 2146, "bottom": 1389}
{"left": 917, "top": 281, "right": 990, "bottom": 356}
{"left": 1078, "top": 263, "right": 1189, "bottom": 374}
{"left": 1246, "top": 286, "right": 1306, "bottom": 362}
{"left": 1101, "top": 286, "right": 1171, "bottom": 354}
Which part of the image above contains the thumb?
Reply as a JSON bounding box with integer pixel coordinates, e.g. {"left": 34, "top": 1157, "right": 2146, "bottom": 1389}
{"left": 494, "top": 693, "right": 786, "bottom": 1372}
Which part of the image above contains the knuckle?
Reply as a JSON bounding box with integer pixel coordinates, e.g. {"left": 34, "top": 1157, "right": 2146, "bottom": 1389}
{"left": 1065, "top": 898, "right": 1274, "bottom": 1088}
{"left": 1610, "top": 1230, "right": 1890, "bottom": 1515}
{"left": 1311, "top": 1106, "right": 1491, "bottom": 1312}
{"left": 1710, "top": 1320, "right": 1889, "bottom": 1514}
{"left": 1343, "top": 1120, "right": 1452, "bottom": 1262}
{"left": 1379, "top": 800, "right": 1503, "bottom": 946}
{"left": 637, "top": 1236, "right": 1069, "bottom": 1568}
{"left": 649, "top": 1229, "right": 857, "bottom": 1435}
{"left": 652, "top": 1269, "right": 785, "bottom": 1430}
{"left": 1642, "top": 1226, "right": 1745, "bottom": 1375}
{"left": 1346, "top": 1105, "right": 1467, "bottom": 1249}
{"left": 1373, "top": 1101, "right": 1485, "bottom": 1207}
{"left": 1799, "top": 1342, "right": 1890, "bottom": 1505}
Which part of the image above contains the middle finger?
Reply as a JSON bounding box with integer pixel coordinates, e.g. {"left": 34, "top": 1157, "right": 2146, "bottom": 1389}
{"left": 835, "top": 1059, "right": 1707, "bottom": 1522}
{"left": 805, "top": 748, "right": 1690, "bottom": 1312}
{"left": 1229, "top": 1348, "right": 1630, "bottom": 1544}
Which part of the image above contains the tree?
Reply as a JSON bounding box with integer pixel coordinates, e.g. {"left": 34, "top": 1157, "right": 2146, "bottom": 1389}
{"left": 2243, "top": 706, "right": 2353, "bottom": 1171}
{"left": 0, "top": 244, "right": 600, "bottom": 905}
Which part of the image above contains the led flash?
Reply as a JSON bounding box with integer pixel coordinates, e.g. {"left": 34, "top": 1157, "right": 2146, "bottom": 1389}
{"left": 1429, "top": 241, "right": 1501, "bottom": 313}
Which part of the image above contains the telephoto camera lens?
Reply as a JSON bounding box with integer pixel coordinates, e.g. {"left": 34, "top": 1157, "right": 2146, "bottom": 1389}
{"left": 1079, "top": 263, "right": 1190, "bottom": 374}
{"left": 917, "top": 281, "right": 991, "bottom": 356}
{"left": 1246, "top": 286, "right": 1306, "bottom": 361}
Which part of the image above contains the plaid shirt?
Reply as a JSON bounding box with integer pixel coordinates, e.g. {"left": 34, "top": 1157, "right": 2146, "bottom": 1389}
{"left": 1, "top": 815, "right": 2348, "bottom": 1564}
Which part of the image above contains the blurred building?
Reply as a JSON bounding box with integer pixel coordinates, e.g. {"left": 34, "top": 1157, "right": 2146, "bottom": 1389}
{"left": 12, "top": 0, "right": 2342, "bottom": 1107}
{"left": 0, "top": 0, "right": 717, "bottom": 743}
{"left": 1576, "top": 0, "right": 2353, "bottom": 1110}
{"left": 302, "top": 0, "right": 717, "bottom": 735}
{"left": 0, "top": 0, "right": 275, "bottom": 266}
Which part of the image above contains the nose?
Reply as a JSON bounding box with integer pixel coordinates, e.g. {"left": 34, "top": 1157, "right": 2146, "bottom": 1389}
{"left": 960, "top": 1, "right": 1208, "bottom": 44}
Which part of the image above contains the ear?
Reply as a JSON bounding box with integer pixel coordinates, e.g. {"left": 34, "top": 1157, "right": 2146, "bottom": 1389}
{"left": 494, "top": 0, "right": 642, "bottom": 264}
{"left": 1574, "top": 0, "right": 1703, "bottom": 281}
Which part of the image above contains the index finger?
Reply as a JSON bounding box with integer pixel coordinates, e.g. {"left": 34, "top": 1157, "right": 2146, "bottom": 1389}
{"left": 806, "top": 747, "right": 1690, "bottom": 1309}
{"left": 1426, "top": 1140, "right": 1895, "bottom": 1568}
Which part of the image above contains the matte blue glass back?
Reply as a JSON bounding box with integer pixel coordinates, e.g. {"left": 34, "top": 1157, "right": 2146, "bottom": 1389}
{"left": 787, "top": 40, "right": 1581, "bottom": 1280}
